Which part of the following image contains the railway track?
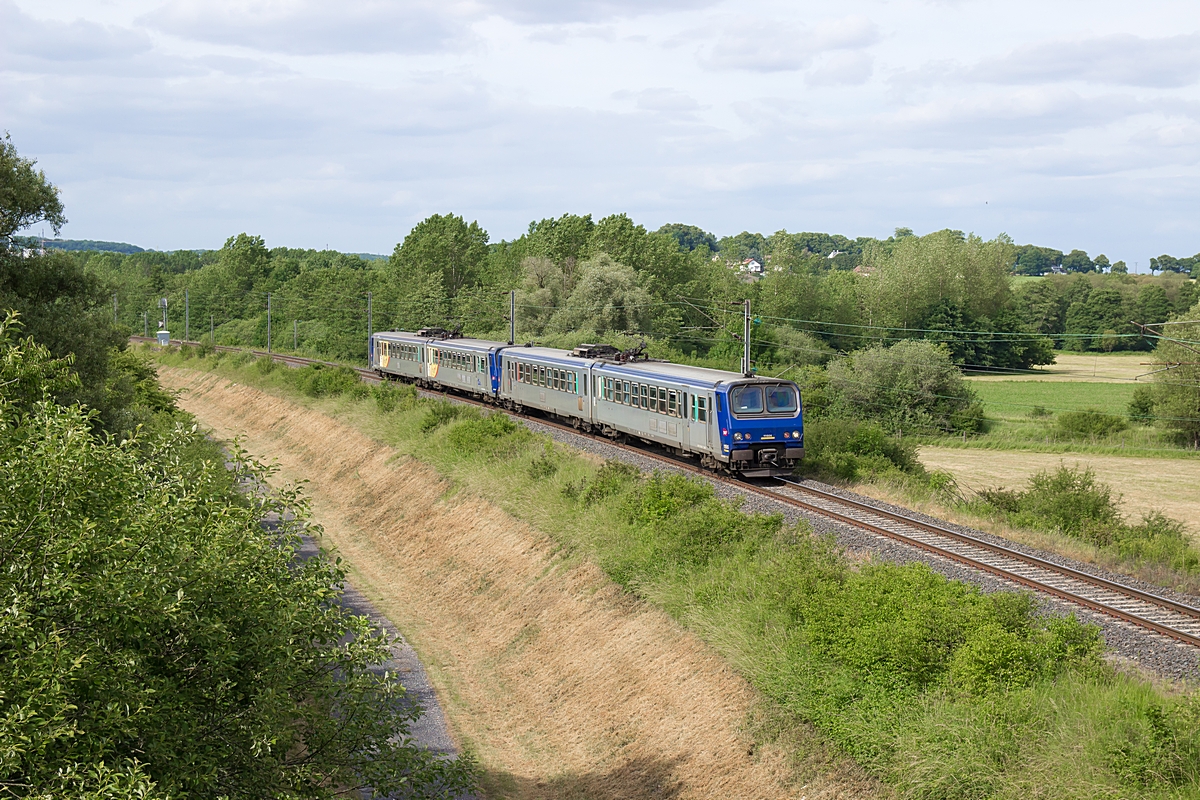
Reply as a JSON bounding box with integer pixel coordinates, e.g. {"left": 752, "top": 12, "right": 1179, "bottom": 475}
{"left": 147, "top": 338, "right": 1200, "bottom": 649}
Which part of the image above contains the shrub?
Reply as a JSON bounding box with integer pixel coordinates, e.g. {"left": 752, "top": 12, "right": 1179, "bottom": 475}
{"left": 1012, "top": 465, "right": 1122, "bottom": 537}
{"left": 975, "top": 466, "right": 1200, "bottom": 571}
{"left": 420, "top": 399, "right": 470, "bottom": 432}
{"left": 579, "top": 460, "right": 640, "bottom": 505}
{"left": 1056, "top": 408, "right": 1128, "bottom": 438}
{"left": 255, "top": 355, "right": 278, "bottom": 375}
{"left": 1128, "top": 385, "right": 1156, "bottom": 424}
{"left": 445, "top": 411, "right": 531, "bottom": 458}
{"left": 826, "top": 340, "right": 984, "bottom": 434}
{"left": 797, "top": 418, "right": 921, "bottom": 481}
{"left": 373, "top": 381, "right": 417, "bottom": 413}
{"left": 283, "top": 364, "right": 362, "bottom": 398}
{"left": 527, "top": 442, "right": 559, "bottom": 479}
{"left": 1027, "top": 405, "right": 1052, "bottom": 419}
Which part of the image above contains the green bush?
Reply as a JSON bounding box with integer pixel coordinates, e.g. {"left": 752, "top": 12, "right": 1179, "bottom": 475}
{"left": 826, "top": 340, "right": 985, "bottom": 434}
{"left": 373, "top": 381, "right": 417, "bottom": 413}
{"left": 282, "top": 364, "right": 361, "bottom": 398}
{"left": 1013, "top": 465, "right": 1122, "bottom": 537}
{"left": 420, "top": 399, "right": 471, "bottom": 432}
{"left": 255, "top": 355, "right": 278, "bottom": 374}
{"left": 1110, "top": 701, "right": 1200, "bottom": 787}
{"left": 1056, "top": 408, "right": 1128, "bottom": 438}
{"left": 797, "top": 418, "right": 922, "bottom": 481}
{"left": 445, "top": 411, "right": 531, "bottom": 458}
{"left": 577, "top": 460, "right": 640, "bottom": 505}
{"left": 527, "top": 442, "right": 559, "bottom": 479}
{"left": 1128, "top": 385, "right": 1156, "bottom": 424}
{"left": 975, "top": 466, "right": 1200, "bottom": 572}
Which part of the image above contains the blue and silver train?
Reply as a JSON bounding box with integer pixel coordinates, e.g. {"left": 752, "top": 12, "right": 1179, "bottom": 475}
{"left": 369, "top": 329, "right": 803, "bottom": 477}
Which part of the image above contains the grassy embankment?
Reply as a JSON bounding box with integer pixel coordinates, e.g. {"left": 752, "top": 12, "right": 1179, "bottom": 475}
{"left": 158, "top": 345, "right": 1200, "bottom": 800}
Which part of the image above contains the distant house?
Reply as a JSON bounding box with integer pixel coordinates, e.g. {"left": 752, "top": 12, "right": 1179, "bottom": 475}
{"left": 740, "top": 258, "right": 763, "bottom": 274}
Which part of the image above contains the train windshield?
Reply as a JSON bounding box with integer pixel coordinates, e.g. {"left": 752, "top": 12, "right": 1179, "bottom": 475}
{"left": 730, "top": 385, "right": 763, "bottom": 414}
{"left": 730, "top": 383, "right": 798, "bottom": 417}
{"left": 765, "top": 384, "right": 798, "bottom": 413}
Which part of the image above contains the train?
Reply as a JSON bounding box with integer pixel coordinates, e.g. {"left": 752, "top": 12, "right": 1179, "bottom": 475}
{"left": 369, "top": 328, "right": 803, "bottom": 478}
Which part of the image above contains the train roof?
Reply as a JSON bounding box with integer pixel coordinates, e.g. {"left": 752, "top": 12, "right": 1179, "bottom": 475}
{"left": 372, "top": 331, "right": 504, "bottom": 352}
{"left": 596, "top": 360, "right": 745, "bottom": 388}
{"left": 501, "top": 346, "right": 595, "bottom": 367}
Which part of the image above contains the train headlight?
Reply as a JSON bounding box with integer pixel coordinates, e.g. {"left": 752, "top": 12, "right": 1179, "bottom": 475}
{"left": 793, "top": 430, "right": 801, "bottom": 438}
{"left": 733, "top": 432, "right": 743, "bottom": 441}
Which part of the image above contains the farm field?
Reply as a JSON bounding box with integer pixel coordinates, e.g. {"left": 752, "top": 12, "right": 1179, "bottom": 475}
{"left": 918, "top": 446, "right": 1200, "bottom": 538}
{"left": 967, "top": 351, "right": 1153, "bottom": 383}
{"left": 969, "top": 380, "right": 1137, "bottom": 419}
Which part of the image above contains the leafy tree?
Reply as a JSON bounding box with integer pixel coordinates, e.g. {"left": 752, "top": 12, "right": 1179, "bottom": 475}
{"left": 544, "top": 254, "right": 654, "bottom": 336}
{"left": 1012, "top": 245, "right": 1063, "bottom": 276}
{"left": 1064, "top": 286, "right": 1136, "bottom": 351}
{"left": 1093, "top": 254, "right": 1111, "bottom": 272}
{"left": 1136, "top": 285, "right": 1171, "bottom": 327}
{"left": 718, "top": 231, "right": 768, "bottom": 263}
{"left": 390, "top": 213, "right": 489, "bottom": 300}
{"left": 0, "top": 317, "right": 476, "bottom": 799}
{"left": 1147, "top": 300, "right": 1200, "bottom": 447}
{"left": 0, "top": 136, "right": 126, "bottom": 422}
{"left": 656, "top": 223, "right": 717, "bottom": 252}
{"left": 0, "top": 132, "right": 66, "bottom": 242}
{"left": 1015, "top": 279, "right": 1068, "bottom": 337}
{"left": 857, "top": 230, "right": 1015, "bottom": 334}
{"left": 1110, "top": 260, "right": 1128, "bottom": 274}
{"left": 1150, "top": 254, "right": 1198, "bottom": 275}
{"left": 1061, "top": 249, "right": 1095, "bottom": 273}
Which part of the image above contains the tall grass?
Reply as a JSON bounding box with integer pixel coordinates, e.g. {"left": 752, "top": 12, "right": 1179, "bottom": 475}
{"left": 160, "top": 349, "right": 1200, "bottom": 799}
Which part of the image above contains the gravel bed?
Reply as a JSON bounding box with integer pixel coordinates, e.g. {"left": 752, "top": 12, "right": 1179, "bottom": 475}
{"left": 414, "top": 388, "right": 1200, "bottom": 682}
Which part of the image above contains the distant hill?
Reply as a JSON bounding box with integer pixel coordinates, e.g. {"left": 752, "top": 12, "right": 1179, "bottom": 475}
{"left": 43, "top": 239, "right": 144, "bottom": 254}
{"left": 353, "top": 253, "right": 388, "bottom": 261}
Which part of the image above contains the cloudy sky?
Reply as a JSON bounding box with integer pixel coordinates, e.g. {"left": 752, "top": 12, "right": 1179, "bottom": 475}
{"left": 4, "top": 0, "right": 1199, "bottom": 263}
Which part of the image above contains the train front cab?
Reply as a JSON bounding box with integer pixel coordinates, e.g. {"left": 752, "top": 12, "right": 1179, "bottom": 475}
{"left": 715, "top": 380, "right": 803, "bottom": 477}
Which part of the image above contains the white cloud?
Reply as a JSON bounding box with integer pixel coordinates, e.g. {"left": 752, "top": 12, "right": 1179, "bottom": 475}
{"left": 0, "top": 0, "right": 152, "bottom": 61}
{"left": 140, "top": 0, "right": 475, "bottom": 55}
{"left": 806, "top": 51, "right": 874, "bottom": 87}
{"left": 972, "top": 33, "right": 1200, "bottom": 88}
{"left": 701, "top": 14, "right": 879, "bottom": 73}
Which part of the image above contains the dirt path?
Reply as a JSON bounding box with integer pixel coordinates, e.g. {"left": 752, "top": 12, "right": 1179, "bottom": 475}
{"left": 161, "top": 368, "right": 873, "bottom": 800}
{"left": 920, "top": 446, "right": 1200, "bottom": 532}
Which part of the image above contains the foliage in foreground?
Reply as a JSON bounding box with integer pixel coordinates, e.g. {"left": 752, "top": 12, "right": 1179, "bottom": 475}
{"left": 973, "top": 465, "right": 1199, "bottom": 573}
{"left": 0, "top": 325, "right": 475, "bottom": 798}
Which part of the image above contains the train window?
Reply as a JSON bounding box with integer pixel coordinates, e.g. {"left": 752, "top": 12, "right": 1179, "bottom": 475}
{"left": 698, "top": 396, "right": 708, "bottom": 422}
{"left": 572, "top": 372, "right": 578, "bottom": 394}
{"left": 554, "top": 369, "right": 561, "bottom": 391}
{"left": 648, "top": 386, "right": 657, "bottom": 412}
{"left": 638, "top": 384, "right": 647, "bottom": 409}
{"left": 619, "top": 380, "right": 628, "bottom": 404}
{"left": 658, "top": 387, "right": 668, "bottom": 413}
{"left": 731, "top": 385, "right": 764, "bottom": 415}
{"left": 667, "top": 390, "right": 677, "bottom": 416}
{"left": 481, "top": 356, "right": 487, "bottom": 373}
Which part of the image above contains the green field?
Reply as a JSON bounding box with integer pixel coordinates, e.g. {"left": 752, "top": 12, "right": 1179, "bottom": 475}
{"left": 969, "top": 380, "right": 1137, "bottom": 419}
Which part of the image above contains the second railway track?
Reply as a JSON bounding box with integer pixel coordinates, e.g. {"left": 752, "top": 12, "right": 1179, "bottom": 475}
{"left": 150, "top": 338, "right": 1200, "bottom": 652}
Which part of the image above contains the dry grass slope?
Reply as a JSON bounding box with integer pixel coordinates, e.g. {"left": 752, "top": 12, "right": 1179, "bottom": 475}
{"left": 160, "top": 368, "right": 878, "bottom": 800}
